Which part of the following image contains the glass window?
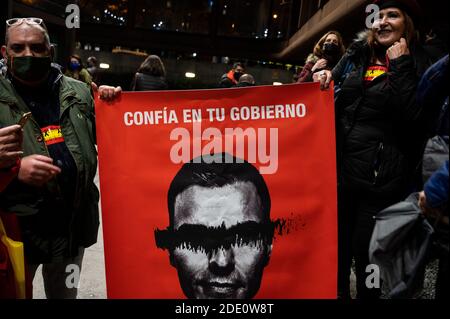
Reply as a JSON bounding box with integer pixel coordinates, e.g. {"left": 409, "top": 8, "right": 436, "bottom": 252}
{"left": 217, "top": 0, "right": 292, "bottom": 39}
{"left": 73, "top": 0, "right": 291, "bottom": 38}
{"left": 298, "top": 0, "right": 321, "bottom": 29}
{"left": 217, "top": 0, "right": 268, "bottom": 38}
{"left": 135, "top": 0, "right": 212, "bottom": 34}
{"left": 270, "top": 0, "right": 291, "bottom": 39}
{"left": 15, "top": 0, "right": 66, "bottom": 18}
{"left": 79, "top": 0, "right": 129, "bottom": 26}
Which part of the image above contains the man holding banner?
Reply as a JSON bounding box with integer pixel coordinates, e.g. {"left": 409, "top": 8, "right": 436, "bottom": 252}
{"left": 0, "top": 17, "right": 120, "bottom": 299}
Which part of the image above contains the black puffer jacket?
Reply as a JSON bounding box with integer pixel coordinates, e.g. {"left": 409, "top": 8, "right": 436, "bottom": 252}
{"left": 131, "top": 72, "right": 168, "bottom": 91}
{"left": 332, "top": 38, "right": 432, "bottom": 196}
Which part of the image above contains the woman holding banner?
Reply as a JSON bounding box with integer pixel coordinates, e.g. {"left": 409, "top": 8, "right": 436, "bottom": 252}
{"left": 297, "top": 31, "right": 345, "bottom": 83}
{"left": 316, "top": 0, "right": 432, "bottom": 299}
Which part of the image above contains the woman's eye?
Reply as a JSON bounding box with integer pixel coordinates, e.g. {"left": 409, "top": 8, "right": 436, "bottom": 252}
{"left": 388, "top": 12, "right": 399, "bottom": 18}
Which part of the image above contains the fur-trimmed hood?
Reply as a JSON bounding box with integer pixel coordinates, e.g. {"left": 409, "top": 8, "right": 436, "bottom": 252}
{"left": 345, "top": 30, "right": 371, "bottom": 60}
{"left": 305, "top": 53, "right": 320, "bottom": 64}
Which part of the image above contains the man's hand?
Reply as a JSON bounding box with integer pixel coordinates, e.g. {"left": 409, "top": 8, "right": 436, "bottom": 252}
{"left": 418, "top": 191, "right": 427, "bottom": 212}
{"left": 312, "top": 59, "right": 328, "bottom": 72}
{"left": 0, "top": 125, "right": 23, "bottom": 169}
{"left": 91, "top": 82, "right": 122, "bottom": 101}
{"left": 18, "top": 155, "right": 61, "bottom": 187}
{"left": 386, "top": 38, "right": 410, "bottom": 60}
{"left": 313, "top": 70, "right": 333, "bottom": 90}
{"left": 418, "top": 191, "right": 448, "bottom": 225}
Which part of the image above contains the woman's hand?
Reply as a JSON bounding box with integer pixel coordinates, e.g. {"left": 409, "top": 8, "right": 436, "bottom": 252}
{"left": 312, "top": 59, "right": 328, "bottom": 72}
{"left": 386, "top": 38, "right": 410, "bottom": 60}
{"left": 313, "top": 70, "right": 333, "bottom": 90}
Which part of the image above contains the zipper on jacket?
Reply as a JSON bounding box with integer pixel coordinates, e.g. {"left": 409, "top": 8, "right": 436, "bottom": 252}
{"left": 372, "top": 142, "right": 384, "bottom": 185}
{"left": 33, "top": 106, "right": 79, "bottom": 256}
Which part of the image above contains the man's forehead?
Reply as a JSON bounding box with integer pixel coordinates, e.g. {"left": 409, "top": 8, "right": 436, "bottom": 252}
{"left": 7, "top": 24, "right": 46, "bottom": 44}
{"left": 173, "top": 181, "right": 263, "bottom": 229}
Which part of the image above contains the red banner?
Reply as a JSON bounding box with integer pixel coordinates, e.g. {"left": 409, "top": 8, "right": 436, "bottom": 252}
{"left": 96, "top": 83, "right": 337, "bottom": 299}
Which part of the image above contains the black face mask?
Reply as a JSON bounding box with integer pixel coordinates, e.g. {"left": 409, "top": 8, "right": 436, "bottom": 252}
{"left": 322, "top": 43, "right": 339, "bottom": 56}
{"left": 234, "top": 71, "right": 243, "bottom": 81}
{"left": 8, "top": 55, "right": 51, "bottom": 84}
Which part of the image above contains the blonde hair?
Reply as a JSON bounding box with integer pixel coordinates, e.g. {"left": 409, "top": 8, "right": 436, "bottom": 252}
{"left": 313, "top": 31, "right": 346, "bottom": 58}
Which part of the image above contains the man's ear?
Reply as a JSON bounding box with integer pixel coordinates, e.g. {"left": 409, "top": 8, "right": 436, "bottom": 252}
{"left": 1, "top": 45, "right": 7, "bottom": 60}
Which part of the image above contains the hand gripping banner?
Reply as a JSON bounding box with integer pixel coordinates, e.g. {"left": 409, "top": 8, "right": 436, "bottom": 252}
{"left": 96, "top": 83, "right": 337, "bottom": 299}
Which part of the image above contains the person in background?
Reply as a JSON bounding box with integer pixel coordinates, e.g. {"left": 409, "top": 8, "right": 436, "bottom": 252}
{"left": 423, "top": 28, "right": 448, "bottom": 63}
{"left": 64, "top": 54, "right": 92, "bottom": 86}
{"left": 419, "top": 160, "right": 449, "bottom": 300}
{"left": 219, "top": 62, "right": 245, "bottom": 88}
{"left": 417, "top": 54, "right": 449, "bottom": 300}
{"left": 0, "top": 125, "right": 22, "bottom": 179}
{"left": 292, "top": 68, "right": 301, "bottom": 83}
{"left": 0, "top": 124, "right": 29, "bottom": 299}
{"left": 297, "top": 31, "right": 345, "bottom": 83}
{"left": 86, "top": 56, "right": 99, "bottom": 84}
{"left": 237, "top": 74, "right": 255, "bottom": 87}
{"left": 131, "top": 54, "right": 168, "bottom": 91}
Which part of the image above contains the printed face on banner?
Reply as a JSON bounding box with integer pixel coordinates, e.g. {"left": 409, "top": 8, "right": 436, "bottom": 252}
{"left": 96, "top": 83, "right": 337, "bottom": 299}
{"left": 156, "top": 153, "right": 273, "bottom": 299}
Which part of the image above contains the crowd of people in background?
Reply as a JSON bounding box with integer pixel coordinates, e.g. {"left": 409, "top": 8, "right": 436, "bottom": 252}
{"left": 0, "top": 0, "right": 448, "bottom": 300}
{"left": 64, "top": 54, "right": 92, "bottom": 85}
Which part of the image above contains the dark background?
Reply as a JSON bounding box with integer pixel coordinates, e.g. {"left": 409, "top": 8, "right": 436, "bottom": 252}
{"left": 2, "top": 0, "right": 448, "bottom": 89}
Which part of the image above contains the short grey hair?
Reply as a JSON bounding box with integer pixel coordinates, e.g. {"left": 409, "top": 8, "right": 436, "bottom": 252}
{"left": 5, "top": 22, "right": 51, "bottom": 48}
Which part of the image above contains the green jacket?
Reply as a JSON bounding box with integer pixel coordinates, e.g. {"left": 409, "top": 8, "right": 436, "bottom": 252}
{"left": 65, "top": 68, "right": 93, "bottom": 86}
{"left": 0, "top": 71, "right": 99, "bottom": 254}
